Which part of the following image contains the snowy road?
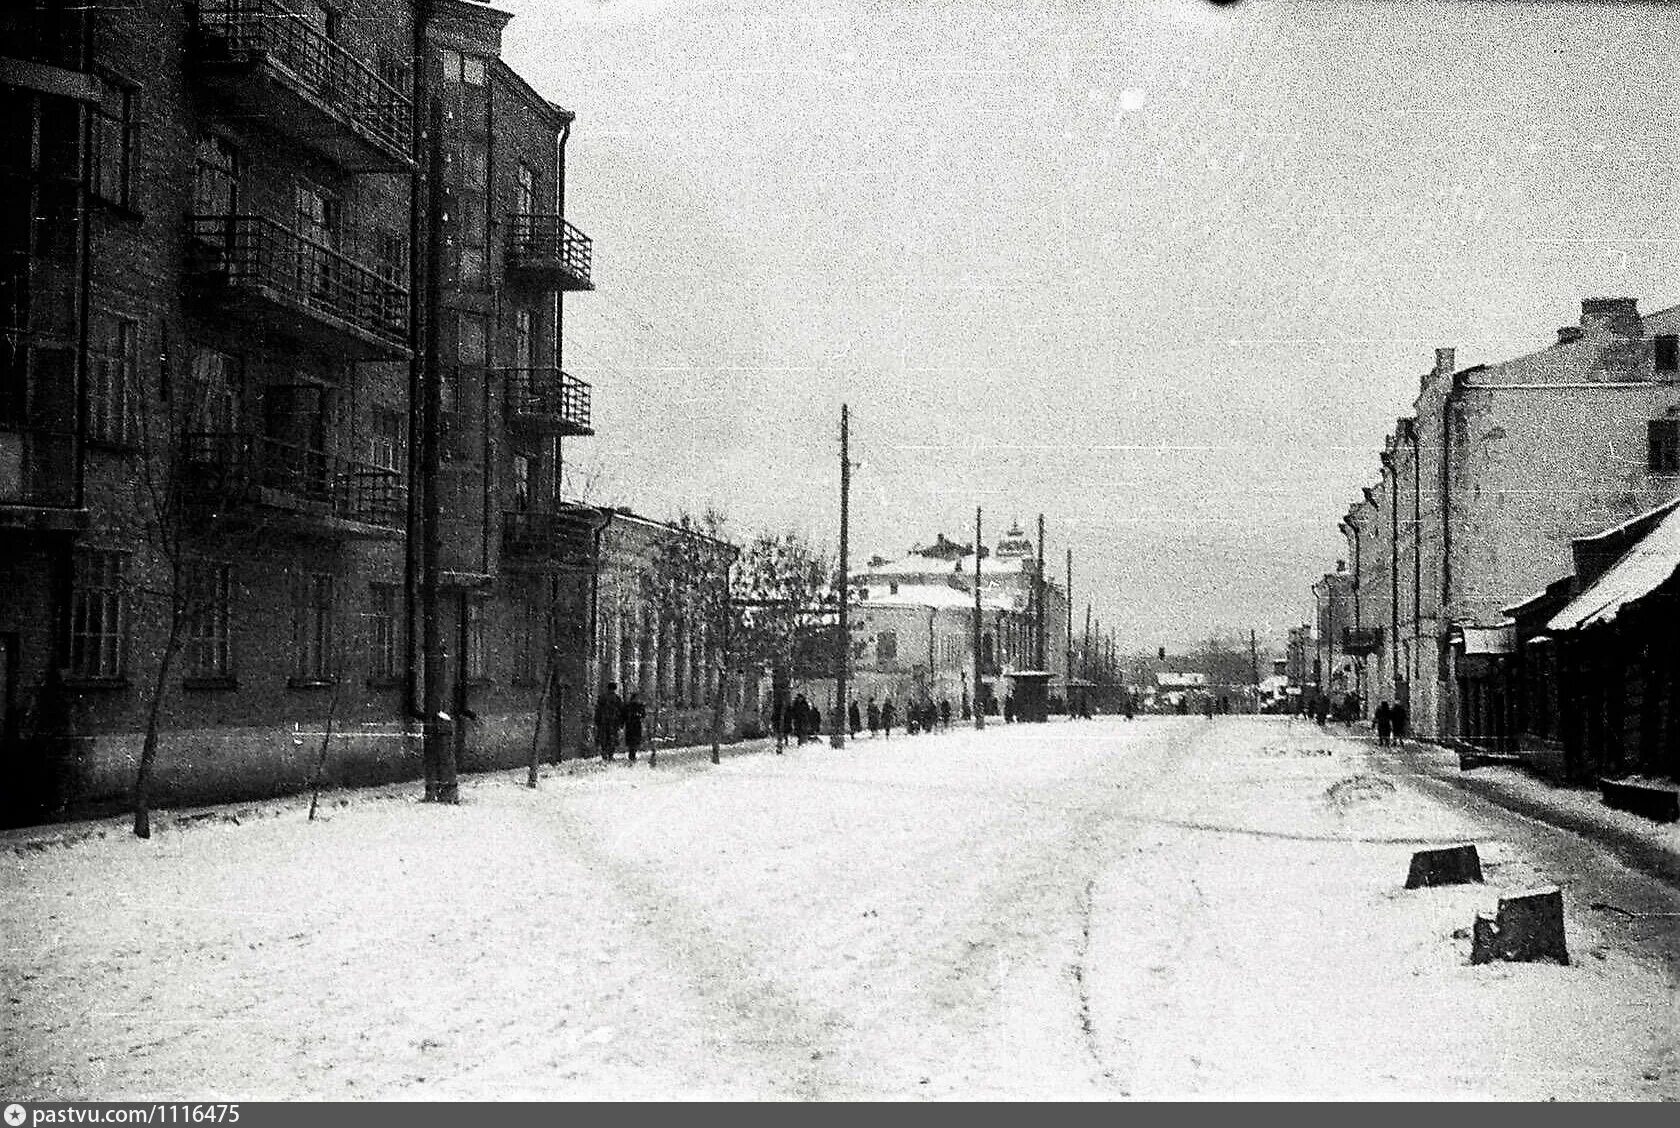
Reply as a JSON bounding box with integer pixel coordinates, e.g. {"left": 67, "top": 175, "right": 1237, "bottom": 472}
{"left": 4, "top": 716, "right": 1677, "bottom": 1100}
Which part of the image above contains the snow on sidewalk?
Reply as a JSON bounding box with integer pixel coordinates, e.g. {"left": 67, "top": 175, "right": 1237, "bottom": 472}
{"left": 1084, "top": 717, "right": 1680, "bottom": 1100}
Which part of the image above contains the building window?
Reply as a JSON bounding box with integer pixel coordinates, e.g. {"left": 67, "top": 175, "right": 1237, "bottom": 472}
{"left": 87, "top": 313, "right": 135, "bottom": 445}
{"left": 364, "top": 584, "right": 399, "bottom": 682}
{"left": 184, "top": 561, "right": 233, "bottom": 680}
{"left": 465, "top": 599, "right": 486, "bottom": 681}
{"left": 91, "top": 78, "right": 133, "bottom": 208}
{"left": 369, "top": 406, "right": 405, "bottom": 477}
{"left": 877, "top": 630, "right": 897, "bottom": 663}
{"left": 376, "top": 46, "right": 411, "bottom": 98}
{"left": 290, "top": 571, "right": 335, "bottom": 682}
{"left": 1649, "top": 419, "right": 1680, "bottom": 474}
{"left": 1658, "top": 335, "right": 1679, "bottom": 374}
{"left": 71, "top": 548, "right": 128, "bottom": 679}
{"left": 517, "top": 162, "right": 538, "bottom": 216}
{"left": 513, "top": 308, "right": 533, "bottom": 371}
{"left": 189, "top": 346, "right": 238, "bottom": 434}
{"left": 192, "top": 132, "right": 238, "bottom": 222}
{"left": 512, "top": 452, "right": 533, "bottom": 511}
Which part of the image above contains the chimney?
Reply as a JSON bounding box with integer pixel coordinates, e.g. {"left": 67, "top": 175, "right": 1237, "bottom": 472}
{"left": 1557, "top": 325, "right": 1583, "bottom": 345}
{"left": 1580, "top": 297, "right": 1641, "bottom": 339}
{"left": 1435, "top": 347, "right": 1455, "bottom": 379}
{"left": 1336, "top": 559, "right": 1347, "bottom": 573}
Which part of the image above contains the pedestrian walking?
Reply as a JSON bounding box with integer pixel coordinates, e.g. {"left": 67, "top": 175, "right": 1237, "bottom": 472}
{"left": 594, "top": 682, "right": 623, "bottom": 761}
{"left": 867, "top": 697, "right": 880, "bottom": 737}
{"left": 1004, "top": 693, "right": 1015, "bottom": 724}
{"left": 1374, "top": 700, "right": 1392, "bottom": 746}
{"left": 1125, "top": 694, "right": 1135, "bottom": 721}
{"left": 1315, "top": 695, "right": 1328, "bottom": 727}
{"left": 776, "top": 694, "right": 794, "bottom": 751}
{"left": 848, "top": 698, "right": 861, "bottom": 738}
{"left": 1392, "top": 701, "right": 1409, "bottom": 746}
{"left": 882, "top": 698, "right": 896, "bottom": 738}
{"left": 940, "top": 698, "right": 951, "bottom": 730}
{"left": 792, "top": 692, "right": 811, "bottom": 745}
{"left": 623, "top": 692, "right": 646, "bottom": 762}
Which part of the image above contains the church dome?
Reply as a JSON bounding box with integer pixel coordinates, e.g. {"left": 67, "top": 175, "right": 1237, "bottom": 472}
{"left": 995, "top": 520, "right": 1034, "bottom": 561}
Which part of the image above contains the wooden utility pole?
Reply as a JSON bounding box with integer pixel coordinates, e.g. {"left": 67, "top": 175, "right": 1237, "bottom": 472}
{"left": 421, "top": 92, "right": 455, "bottom": 804}
{"left": 1250, "top": 627, "right": 1260, "bottom": 714}
{"left": 973, "top": 506, "right": 984, "bottom": 730}
{"left": 1082, "top": 603, "right": 1092, "bottom": 681}
{"left": 832, "top": 404, "right": 849, "bottom": 748}
{"left": 1035, "top": 513, "right": 1046, "bottom": 671}
{"left": 1065, "top": 548, "right": 1074, "bottom": 714}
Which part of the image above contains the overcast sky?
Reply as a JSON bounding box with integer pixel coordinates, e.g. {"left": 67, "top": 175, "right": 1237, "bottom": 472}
{"left": 499, "top": 0, "right": 1680, "bottom": 651}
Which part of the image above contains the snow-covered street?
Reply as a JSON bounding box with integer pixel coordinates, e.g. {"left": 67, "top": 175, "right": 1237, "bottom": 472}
{"left": 4, "top": 716, "right": 1677, "bottom": 1100}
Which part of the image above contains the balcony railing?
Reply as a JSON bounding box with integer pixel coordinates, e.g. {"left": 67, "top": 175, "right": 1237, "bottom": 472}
{"left": 189, "top": 214, "right": 410, "bottom": 358}
{"left": 502, "top": 367, "right": 592, "bottom": 435}
{"left": 191, "top": 0, "right": 412, "bottom": 171}
{"left": 502, "top": 506, "right": 598, "bottom": 569}
{"left": 183, "top": 431, "right": 405, "bottom": 531}
{"left": 505, "top": 214, "right": 594, "bottom": 291}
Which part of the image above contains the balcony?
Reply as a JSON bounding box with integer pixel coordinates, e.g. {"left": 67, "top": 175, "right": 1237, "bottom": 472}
{"left": 503, "top": 368, "right": 592, "bottom": 436}
{"left": 505, "top": 215, "right": 593, "bottom": 291}
{"left": 189, "top": 0, "right": 413, "bottom": 173}
{"left": 502, "top": 506, "right": 598, "bottom": 571}
{"left": 188, "top": 215, "right": 410, "bottom": 360}
{"left": 182, "top": 432, "right": 406, "bottom": 537}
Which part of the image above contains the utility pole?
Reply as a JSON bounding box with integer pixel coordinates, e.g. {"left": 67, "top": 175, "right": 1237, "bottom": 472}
{"left": 1082, "top": 603, "right": 1092, "bottom": 681}
{"left": 1035, "top": 513, "right": 1046, "bottom": 671}
{"left": 1065, "top": 548, "right": 1074, "bottom": 716}
{"left": 1250, "top": 627, "right": 1260, "bottom": 714}
{"left": 832, "top": 403, "right": 849, "bottom": 748}
{"left": 421, "top": 92, "right": 455, "bottom": 804}
{"left": 973, "top": 506, "right": 984, "bottom": 730}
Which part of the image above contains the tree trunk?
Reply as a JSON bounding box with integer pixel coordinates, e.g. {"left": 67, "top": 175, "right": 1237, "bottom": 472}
{"left": 133, "top": 628, "right": 183, "bottom": 839}
{"left": 307, "top": 676, "right": 344, "bottom": 821}
{"left": 710, "top": 667, "right": 725, "bottom": 765}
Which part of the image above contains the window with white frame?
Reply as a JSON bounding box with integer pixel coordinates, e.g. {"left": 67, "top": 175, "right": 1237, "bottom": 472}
{"left": 290, "top": 571, "right": 335, "bottom": 682}
{"left": 88, "top": 313, "right": 135, "bottom": 445}
{"left": 183, "top": 561, "right": 233, "bottom": 680}
{"left": 91, "top": 78, "right": 133, "bottom": 208}
{"left": 71, "top": 548, "right": 128, "bottom": 678}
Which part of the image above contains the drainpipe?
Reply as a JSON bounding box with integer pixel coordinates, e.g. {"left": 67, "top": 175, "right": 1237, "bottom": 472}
{"left": 404, "top": 0, "right": 430, "bottom": 730}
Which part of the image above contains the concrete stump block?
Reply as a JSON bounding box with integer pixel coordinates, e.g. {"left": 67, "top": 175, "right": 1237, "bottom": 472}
{"left": 1406, "top": 844, "right": 1484, "bottom": 888}
{"left": 1469, "top": 886, "right": 1569, "bottom": 966}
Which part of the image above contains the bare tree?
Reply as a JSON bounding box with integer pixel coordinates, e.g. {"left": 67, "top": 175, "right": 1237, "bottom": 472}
{"left": 640, "top": 509, "right": 739, "bottom": 765}
{"left": 734, "top": 529, "right": 834, "bottom": 749}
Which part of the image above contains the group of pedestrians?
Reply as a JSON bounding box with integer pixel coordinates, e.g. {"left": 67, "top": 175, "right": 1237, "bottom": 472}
{"left": 592, "top": 682, "right": 648, "bottom": 762}
{"left": 776, "top": 693, "right": 826, "bottom": 748}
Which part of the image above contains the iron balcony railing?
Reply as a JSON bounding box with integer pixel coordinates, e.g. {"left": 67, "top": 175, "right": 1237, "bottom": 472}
{"left": 191, "top": 0, "right": 411, "bottom": 166}
{"left": 189, "top": 214, "right": 409, "bottom": 352}
{"left": 502, "top": 505, "right": 598, "bottom": 567}
{"left": 502, "top": 367, "right": 592, "bottom": 433}
{"left": 505, "top": 214, "right": 593, "bottom": 289}
{"left": 183, "top": 431, "right": 406, "bottom": 529}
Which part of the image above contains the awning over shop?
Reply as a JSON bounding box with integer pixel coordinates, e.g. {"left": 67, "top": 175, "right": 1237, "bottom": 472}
{"left": 1548, "top": 502, "right": 1680, "bottom": 632}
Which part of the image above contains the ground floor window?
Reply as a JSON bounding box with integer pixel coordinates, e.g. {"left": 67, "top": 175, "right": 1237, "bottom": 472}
{"left": 184, "top": 561, "right": 233, "bottom": 680}
{"left": 70, "top": 548, "right": 128, "bottom": 678}
{"left": 465, "top": 598, "right": 486, "bottom": 682}
{"left": 363, "top": 584, "right": 399, "bottom": 682}
{"left": 290, "top": 571, "right": 335, "bottom": 682}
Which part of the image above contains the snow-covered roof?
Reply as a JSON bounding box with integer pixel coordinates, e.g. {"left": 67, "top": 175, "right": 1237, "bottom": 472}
{"left": 857, "top": 584, "right": 1016, "bottom": 612}
{"left": 1548, "top": 502, "right": 1680, "bottom": 632}
{"left": 1156, "top": 672, "right": 1207, "bottom": 688}
{"left": 855, "top": 553, "right": 1032, "bottom": 580}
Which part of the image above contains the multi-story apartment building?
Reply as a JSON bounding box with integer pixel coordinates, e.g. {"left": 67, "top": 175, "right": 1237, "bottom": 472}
{"left": 1336, "top": 298, "right": 1680, "bottom": 743}
{"left": 0, "top": 0, "right": 601, "bottom": 825}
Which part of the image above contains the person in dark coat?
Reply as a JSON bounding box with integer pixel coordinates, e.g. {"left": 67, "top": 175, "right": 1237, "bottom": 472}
{"left": 1374, "top": 701, "right": 1392, "bottom": 746}
{"left": 867, "top": 698, "right": 880, "bottom": 737}
{"left": 1004, "top": 694, "right": 1015, "bottom": 723}
{"left": 775, "top": 693, "right": 794, "bottom": 751}
{"left": 940, "top": 698, "right": 951, "bottom": 730}
{"left": 594, "top": 682, "right": 623, "bottom": 761}
{"left": 848, "top": 698, "right": 862, "bottom": 738}
{"left": 623, "top": 692, "right": 646, "bottom": 762}
{"left": 881, "top": 698, "right": 896, "bottom": 738}
{"left": 792, "top": 692, "right": 810, "bottom": 745}
{"left": 1125, "top": 694, "right": 1135, "bottom": 721}
{"left": 1391, "top": 701, "right": 1409, "bottom": 746}
{"left": 1315, "top": 694, "right": 1328, "bottom": 727}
